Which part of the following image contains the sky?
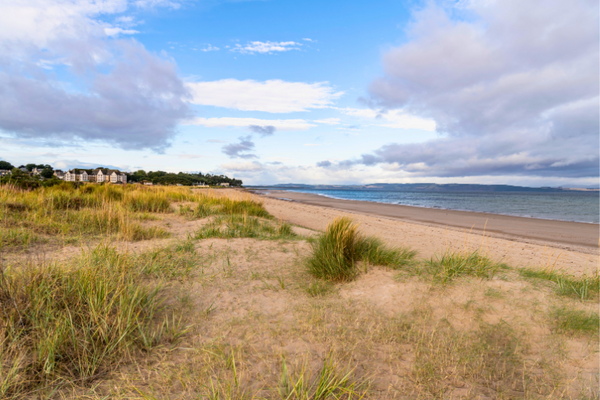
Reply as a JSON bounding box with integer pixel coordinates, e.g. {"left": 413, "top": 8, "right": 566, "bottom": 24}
{"left": 0, "top": 0, "right": 598, "bottom": 187}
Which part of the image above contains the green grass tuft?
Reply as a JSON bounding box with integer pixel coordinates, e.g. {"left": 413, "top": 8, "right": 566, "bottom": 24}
{"left": 306, "top": 217, "right": 416, "bottom": 282}
{"left": 550, "top": 307, "right": 599, "bottom": 336}
{"left": 194, "top": 215, "right": 296, "bottom": 240}
{"left": 425, "top": 250, "right": 508, "bottom": 283}
{"left": 519, "top": 268, "right": 599, "bottom": 300}
{"left": 0, "top": 245, "right": 188, "bottom": 398}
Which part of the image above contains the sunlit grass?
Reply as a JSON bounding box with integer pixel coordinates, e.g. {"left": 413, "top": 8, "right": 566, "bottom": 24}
{"left": 0, "top": 245, "right": 189, "bottom": 398}
{"left": 0, "top": 184, "right": 270, "bottom": 250}
{"left": 306, "top": 217, "right": 416, "bottom": 282}
{"left": 519, "top": 268, "right": 599, "bottom": 300}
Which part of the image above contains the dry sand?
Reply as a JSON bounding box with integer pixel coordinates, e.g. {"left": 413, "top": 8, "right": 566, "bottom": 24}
{"left": 258, "top": 190, "right": 599, "bottom": 276}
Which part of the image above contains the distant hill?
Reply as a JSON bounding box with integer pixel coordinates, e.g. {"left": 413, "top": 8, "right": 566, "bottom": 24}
{"left": 252, "top": 183, "right": 592, "bottom": 193}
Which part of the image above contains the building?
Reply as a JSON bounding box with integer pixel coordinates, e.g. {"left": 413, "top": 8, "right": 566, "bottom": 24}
{"left": 62, "top": 168, "right": 127, "bottom": 183}
{"left": 54, "top": 170, "right": 65, "bottom": 179}
{"left": 219, "top": 182, "right": 230, "bottom": 187}
{"left": 0, "top": 169, "right": 11, "bottom": 177}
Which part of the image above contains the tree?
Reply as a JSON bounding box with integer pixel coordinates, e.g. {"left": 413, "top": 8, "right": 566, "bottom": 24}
{"left": 25, "top": 163, "right": 37, "bottom": 171}
{"left": 40, "top": 166, "right": 54, "bottom": 179}
{"left": 0, "top": 160, "right": 14, "bottom": 170}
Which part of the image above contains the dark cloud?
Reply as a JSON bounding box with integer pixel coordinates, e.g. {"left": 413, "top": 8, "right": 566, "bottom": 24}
{"left": 316, "top": 160, "right": 332, "bottom": 167}
{"left": 221, "top": 135, "right": 257, "bottom": 159}
{"left": 362, "top": 0, "right": 599, "bottom": 179}
{"left": 248, "top": 125, "right": 276, "bottom": 137}
{"left": 0, "top": 36, "right": 191, "bottom": 152}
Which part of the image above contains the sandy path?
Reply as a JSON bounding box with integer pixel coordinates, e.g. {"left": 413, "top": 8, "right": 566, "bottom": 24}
{"left": 258, "top": 192, "right": 599, "bottom": 276}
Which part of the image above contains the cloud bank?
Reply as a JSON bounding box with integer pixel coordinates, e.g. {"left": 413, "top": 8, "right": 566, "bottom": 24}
{"left": 187, "top": 79, "right": 342, "bottom": 113}
{"left": 357, "top": 0, "right": 598, "bottom": 178}
{"left": 0, "top": 0, "right": 191, "bottom": 151}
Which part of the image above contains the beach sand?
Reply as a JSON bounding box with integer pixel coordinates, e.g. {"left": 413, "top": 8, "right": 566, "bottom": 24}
{"left": 258, "top": 190, "right": 599, "bottom": 276}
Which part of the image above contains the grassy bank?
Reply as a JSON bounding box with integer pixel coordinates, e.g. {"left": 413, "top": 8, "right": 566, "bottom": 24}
{"left": 0, "top": 184, "right": 267, "bottom": 251}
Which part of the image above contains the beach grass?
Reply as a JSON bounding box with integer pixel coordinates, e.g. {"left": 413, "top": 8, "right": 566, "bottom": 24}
{"left": 0, "top": 184, "right": 270, "bottom": 250}
{"left": 194, "top": 215, "right": 296, "bottom": 240}
{"left": 0, "top": 245, "right": 188, "bottom": 398}
{"left": 306, "top": 217, "right": 416, "bottom": 282}
{"left": 519, "top": 268, "right": 599, "bottom": 300}
{"left": 423, "top": 249, "right": 509, "bottom": 283}
{"left": 550, "top": 307, "right": 599, "bottom": 336}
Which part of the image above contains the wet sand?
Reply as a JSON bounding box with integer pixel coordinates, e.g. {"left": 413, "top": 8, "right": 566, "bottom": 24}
{"left": 258, "top": 190, "right": 599, "bottom": 257}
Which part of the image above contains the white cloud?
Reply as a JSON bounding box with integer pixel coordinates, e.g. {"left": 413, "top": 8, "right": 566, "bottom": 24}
{"left": 231, "top": 41, "right": 301, "bottom": 54}
{"left": 302, "top": 38, "right": 316, "bottom": 42}
{"left": 199, "top": 44, "right": 219, "bottom": 52}
{"left": 337, "top": 108, "right": 437, "bottom": 131}
{"left": 104, "top": 27, "right": 139, "bottom": 36}
{"left": 219, "top": 161, "right": 265, "bottom": 171}
{"left": 313, "top": 118, "right": 341, "bottom": 125}
{"left": 187, "top": 79, "right": 343, "bottom": 113}
{"left": 178, "top": 154, "right": 207, "bottom": 159}
{"left": 186, "top": 117, "right": 316, "bottom": 131}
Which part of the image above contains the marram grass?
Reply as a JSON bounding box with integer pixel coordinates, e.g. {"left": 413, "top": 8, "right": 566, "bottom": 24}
{"left": 306, "top": 217, "right": 416, "bottom": 282}
{"left": 0, "top": 183, "right": 270, "bottom": 249}
{"left": 425, "top": 249, "right": 509, "bottom": 283}
{"left": 0, "top": 245, "right": 189, "bottom": 398}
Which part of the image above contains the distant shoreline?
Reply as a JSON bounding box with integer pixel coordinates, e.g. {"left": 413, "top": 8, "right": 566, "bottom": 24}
{"left": 254, "top": 189, "right": 599, "bottom": 252}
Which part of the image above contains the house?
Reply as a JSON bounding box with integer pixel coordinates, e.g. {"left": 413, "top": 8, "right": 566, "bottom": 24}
{"left": 219, "top": 182, "right": 230, "bottom": 187}
{"left": 32, "top": 167, "right": 42, "bottom": 175}
{"left": 65, "top": 169, "right": 88, "bottom": 182}
{"left": 141, "top": 180, "right": 153, "bottom": 186}
{"left": 57, "top": 167, "right": 128, "bottom": 184}
{"left": 193, "top": 182, "right": 209, "bottom": 187}
{"left": 0, "top": 169, "right": 11, "bottom": 177}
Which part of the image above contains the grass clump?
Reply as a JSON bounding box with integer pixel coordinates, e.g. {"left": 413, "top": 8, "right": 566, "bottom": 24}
{"left": 277, "top": 353, "right": 368, "bottom": 399}
{"left": 519, "top": 268, "right": 599, "bottom": 300}
{"left": 398, "top": 318, "right": 550, "bottom": 398}
{"left": 550, "top": 307, "right": 599, "bottom": 336}
{"left": 306, "top": 217, "right": 416, "bottom": 282}
{"left": 425, "top": 250, "right": 508, "bottom": 283}
{"left": 304, "top": 281, "right": 335, "bottom": 297}
{"left": 194, "top": 215, "right": 296, "bottom": 240}
{"left": 0, "top": 245, "right": 186, "bottom": 398}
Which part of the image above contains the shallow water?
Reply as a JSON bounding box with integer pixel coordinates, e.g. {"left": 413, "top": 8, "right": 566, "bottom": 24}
{"left": 274, "top": 189, "right": 600, "bottom": 224}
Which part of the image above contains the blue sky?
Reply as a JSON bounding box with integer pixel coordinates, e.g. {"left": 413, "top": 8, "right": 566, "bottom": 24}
{"left": 0, "top": 0, "right": 598, "bottom": 186}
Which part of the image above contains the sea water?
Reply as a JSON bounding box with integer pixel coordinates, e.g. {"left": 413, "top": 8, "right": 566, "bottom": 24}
{"left": 274, "top": 189, "right": 600, "bottom": 224}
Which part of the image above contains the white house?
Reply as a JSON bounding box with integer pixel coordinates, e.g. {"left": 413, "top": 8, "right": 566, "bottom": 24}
{"left": 219, "top": 182, "right": 230, "bottom": 187}
{"left": 65, "top": 168, "right": 127, "bottom": 183}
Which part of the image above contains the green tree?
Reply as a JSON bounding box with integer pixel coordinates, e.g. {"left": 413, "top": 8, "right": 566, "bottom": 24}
{"left": 0, "top": 160, "right": 14, "bottom": 170}
{"left": 41, "top": 166, "right": 54, "bottom": 179}
{"left": 25, "top": 163, "right": 37, "bottom": 172}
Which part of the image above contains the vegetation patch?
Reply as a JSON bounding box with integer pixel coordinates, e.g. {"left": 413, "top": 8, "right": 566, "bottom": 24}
{"left": 306, "top": 217, "right": 416, "bottom": 282}
{"left": 0, "top": 184, "right": 271, "bottom": 250}
{"left": 0, "top": 245, "right": 187, "bottom": 398}
{"left": 424, "top": 249, "right": 508, "bottom": 283}
{"left": 519, "top": 268, "right": 599, "bottom": 300}
{"left": 194, "top": 215, "right": 296, "bottom": 240}
{"left": 550, "top": 307, "right": 599, "bottom": 336}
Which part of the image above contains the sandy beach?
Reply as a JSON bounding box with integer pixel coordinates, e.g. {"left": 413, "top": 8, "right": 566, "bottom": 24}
{"left": 258, "top": 190, "right": 599, "bottom": 276}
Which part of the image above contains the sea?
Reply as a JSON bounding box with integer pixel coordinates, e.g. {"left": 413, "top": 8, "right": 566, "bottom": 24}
{"left": 258, "top": 188, "right": 600, "bottom": 224}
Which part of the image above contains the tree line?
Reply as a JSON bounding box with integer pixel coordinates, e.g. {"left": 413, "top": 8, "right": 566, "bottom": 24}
{"left": 0, "top": 161, "right": 243, "bottom": 189}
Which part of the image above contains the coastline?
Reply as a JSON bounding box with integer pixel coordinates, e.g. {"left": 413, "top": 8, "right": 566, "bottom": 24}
{"left": 254, "top": 189, "right": 599, "bottom": 258}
